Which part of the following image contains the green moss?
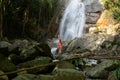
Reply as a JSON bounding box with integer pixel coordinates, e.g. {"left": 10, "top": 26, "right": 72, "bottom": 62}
{"left": 0, "top": 58, "right": 16, "bottom": 72}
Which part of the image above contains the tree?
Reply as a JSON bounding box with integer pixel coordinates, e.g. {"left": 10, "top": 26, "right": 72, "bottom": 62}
{"left": 0, "top": 0, "right": 3, "bottom": 39}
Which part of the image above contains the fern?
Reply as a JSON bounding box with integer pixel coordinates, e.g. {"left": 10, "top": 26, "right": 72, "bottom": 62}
{"left": 113, "top": 67, "right": 120, "bottom": 79}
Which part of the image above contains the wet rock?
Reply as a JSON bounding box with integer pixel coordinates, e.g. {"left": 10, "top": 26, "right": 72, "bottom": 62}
{"left": 17, "top": 57, "right": 52, "bottom": 74}
{"left": 0, "top": 71, "right": 8, "bottom": 80}
{"left": 53, "top": 69, "right": 85, "bottom": 80}
{"left": 87, "top": 60, "right": 120, "bottom": 79}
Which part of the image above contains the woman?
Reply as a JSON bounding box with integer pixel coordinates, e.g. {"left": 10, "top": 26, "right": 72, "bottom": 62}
{"left": 58, "top": 37, "right": 62, "bottom": 56}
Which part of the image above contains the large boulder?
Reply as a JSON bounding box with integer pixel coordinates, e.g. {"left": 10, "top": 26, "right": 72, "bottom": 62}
{"left": 53, "top": 69, "right": 85, "bottom": 80}
{"left": 20, "top": 45, "right": 39, "bottom": 60}
{"left": 20, "top": 42, "right": 53, "bottom": 60}
{"left": 35, "top": 43, "right": 53, "bottom": 59}
{"left": 87, "top": 60, "right": 120, "bottom": 79}
{"left": 9, "top": 39, "right": 29, "bottom": 54}
{"left": 64, "top": 34, "right": 113, "bottom": 52}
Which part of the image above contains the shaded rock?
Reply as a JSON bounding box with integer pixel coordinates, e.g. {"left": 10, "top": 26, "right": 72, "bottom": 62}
{"left": 108, "top": 67, "right": 120, "bottom": 80}
{"left": 20, "top": 42, "right": 53, "bottom": 60}
{"left": 20, "top": 46, "right": 38, "bottom": 60}
{"left": 0, "top": 41, "right": 11, "bottom": 56}
{"left": 0, "top": 53, "right": 6, "bottom": 60}
{"left": 12, "top": 74, "right": 36, "bottom": 80}
{"left": 0, "top": 71, "right": 8, "bottom": 80}
{"left": 87, "top": 60, "right": 120, "bottom": 79}
{"left": 35, "top": 43, "right": 53, "bottom": 59}
{"left": 53, "top": 69, "right": 85, "bottom": 80}
{"left": 9, "top": 39, "right": 29, "bottom": 54}
{"left": 8, "top": 54, "right": 23, "bottom": 65}
{"left": 17, "top": 57, "right": 53, "bottom": 74}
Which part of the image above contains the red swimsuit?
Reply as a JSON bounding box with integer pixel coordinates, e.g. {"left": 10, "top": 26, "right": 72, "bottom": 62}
{"left": 58, "top": 40, "right": 62, "bottom": 49}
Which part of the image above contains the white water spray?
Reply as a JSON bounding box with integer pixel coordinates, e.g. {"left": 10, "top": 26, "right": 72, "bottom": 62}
{"left": 59, "top": 0, "right": 86, "bottom": 41}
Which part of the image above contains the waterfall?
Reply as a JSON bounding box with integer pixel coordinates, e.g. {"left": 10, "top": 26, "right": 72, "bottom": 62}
{"left": 59, "top": 0, "right": 86, "bottom": 41}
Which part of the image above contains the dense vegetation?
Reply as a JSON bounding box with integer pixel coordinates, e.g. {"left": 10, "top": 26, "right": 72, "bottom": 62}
{"left": 102, "top": 0, "right": 120, "bottom": 21}
{"left": 0, "top": 0, "right": 58, "bottom": 40}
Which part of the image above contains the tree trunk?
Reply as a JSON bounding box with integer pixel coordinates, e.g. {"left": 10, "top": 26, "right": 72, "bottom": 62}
{"left": 0, "top": 0, "right": 3, "bottom": 39}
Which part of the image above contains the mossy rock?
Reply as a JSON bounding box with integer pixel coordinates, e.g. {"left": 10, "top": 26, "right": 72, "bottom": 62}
{"left": 12, "top": 74, "right": 36, "bottom": 80}
{"left": 17, "top": 57, "right": 53, "bottom": 74}
{"left": 0, "top": 54, "right": 16, "bottom": 72}
{"left": 35, "top": 75, "right": 54, "bottom": 80}
{"left": 87, "top": 60, "right": 120, "bottom": 79}
{"left": 55, "top": 61, "right": 76, "bottom": 69}
{"left": 20, "top": 46, "right": 38, "bottom": 60}
{"left": 53, "top": 69, "right": 85, "bottom": 80}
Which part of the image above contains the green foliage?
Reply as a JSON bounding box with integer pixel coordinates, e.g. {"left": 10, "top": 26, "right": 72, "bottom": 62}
{"left": 102, "top": 0, "right": 120, "bottom": 21}
{"left": 2, "top": 0, "right": 58, "bottom": 39}
{"left": 108, "top": 68, "right": 120, "bottom": 80}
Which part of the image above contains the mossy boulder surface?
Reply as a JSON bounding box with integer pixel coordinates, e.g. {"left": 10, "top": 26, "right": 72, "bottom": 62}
{"left": 0, "top": 54, "right": 16, "bottom": 72}
{"left": 87, "top": 60, "right": 120, "bottom": 79}
{"left": 53, "top": 69, "right": 85, "bottom": 80}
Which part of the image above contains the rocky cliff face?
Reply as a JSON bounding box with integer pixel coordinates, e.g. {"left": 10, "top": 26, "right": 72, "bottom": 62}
{"left": 84, "top": 0, "right": 104, "bottom": 32}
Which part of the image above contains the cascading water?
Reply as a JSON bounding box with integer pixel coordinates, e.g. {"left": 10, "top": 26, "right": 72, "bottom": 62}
{"left": 59, "top": 0, "right": 86, "bottom": 41}
{"left": 51, "top": 0, "right": 86, "bottom": 59}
